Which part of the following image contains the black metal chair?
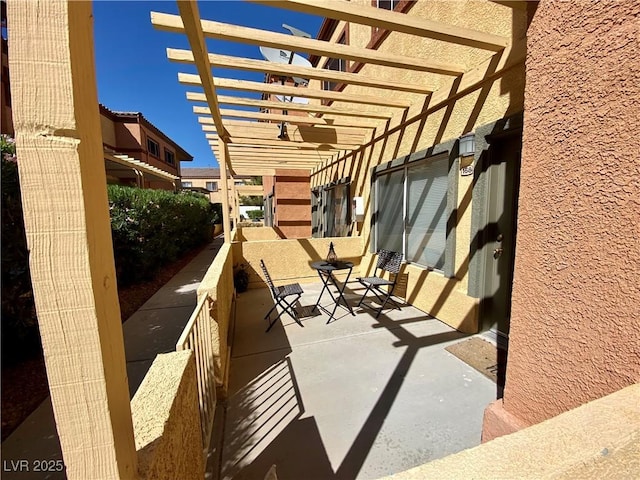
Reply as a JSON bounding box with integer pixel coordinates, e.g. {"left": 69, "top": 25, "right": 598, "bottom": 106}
{"left": 357, "top": 250, "right": 403, "bottom": 318}
{"left": 260, "top": 260, "right": 304, "bottom": 332}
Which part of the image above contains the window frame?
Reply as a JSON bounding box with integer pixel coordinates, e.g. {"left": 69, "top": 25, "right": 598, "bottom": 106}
{"left": 164, "top": 148, "right": 175, "bottom": 166}
{"left": 147, "top": 137, "right": 160, "bottom": 158}
{"left": 206, "top": 181, "right": 218, "bottom": 192}
{"left": 373, "top": 148, "right": 458, "bottom": 277}
{"left": 313, "top": 177, "right": 352, "bottom": 238}
{"left": 322, "top": 28, "right": 348, "bottom": 93}
{"left": 181, "top": 181, "right": 193, "bottom": 188}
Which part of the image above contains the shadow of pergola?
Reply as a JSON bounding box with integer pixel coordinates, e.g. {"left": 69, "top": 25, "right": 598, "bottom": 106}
{"left": 221, "top": 283, "right": 470, "bottom": 480}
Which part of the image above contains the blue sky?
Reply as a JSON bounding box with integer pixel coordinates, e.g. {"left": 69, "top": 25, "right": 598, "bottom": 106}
{"left": 93, "top": 0, "right": 324, "bottom": 168}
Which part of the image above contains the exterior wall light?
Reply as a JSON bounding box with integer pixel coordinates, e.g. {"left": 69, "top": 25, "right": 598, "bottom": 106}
{"left": 459, "top": 132, "right": 475, "bottom": 157}
{"left": 459, "top": 132, "right": 476, "bottom": 175}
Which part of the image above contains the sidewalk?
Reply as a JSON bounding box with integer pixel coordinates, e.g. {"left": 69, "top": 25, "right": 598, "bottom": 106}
{"left": 1, "top": 239, "right": 223, "bottom": 479}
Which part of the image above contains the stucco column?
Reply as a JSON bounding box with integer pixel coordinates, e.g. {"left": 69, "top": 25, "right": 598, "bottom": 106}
{"left": 7, "top": 1, "right": 137, "bottom": 477}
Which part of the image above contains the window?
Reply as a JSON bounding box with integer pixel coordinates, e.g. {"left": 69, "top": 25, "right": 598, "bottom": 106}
{"left": 322, "top": 32, "right": 347, "bottom": 92}
{"left": 375, "top": 154, "right": 449, "bottom": 271}
{"left": 181, "top": 181, "right": 193, "bottom": 188}
{"left": 164, "top": 149, "right": 175, "bottom": 166}
{"left": 370, "top": 0, "right": 408, "bottom": 40}
{"left": 206, "top": 181, "right": 218, "bottom": 192}
{"left": 147, "top": 138, "right": 160, "bottom": 157}
{"left": 374, "top": 0, "right": 402, "bottom": 10}
{"left": 312, "top": 179, "right": 351, "bottom": 238}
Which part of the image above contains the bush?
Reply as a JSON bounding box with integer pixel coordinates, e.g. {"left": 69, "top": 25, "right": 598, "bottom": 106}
{"left": 211, "top": 202, "right": 222, "bottom": 224}
{"left": 1, "top": 135, "right": 40, "bottom": 363}
{"left": 108, "top": 185, "right": 216, "bottom": 286}
{"left": 247, "top": 209, "right": 264, "bottom": 220}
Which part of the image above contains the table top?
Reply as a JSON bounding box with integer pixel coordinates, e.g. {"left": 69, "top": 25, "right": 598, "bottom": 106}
{"left": 311, "top": 260, "right": 354, "bottom": 272}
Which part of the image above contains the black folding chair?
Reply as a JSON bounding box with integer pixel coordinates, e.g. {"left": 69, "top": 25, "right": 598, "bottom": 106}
{"left": 260, "top": 260, "right": 304, "bottom": 332}
{"left": 357, "top": 250, "right": 403, "bottom": 318}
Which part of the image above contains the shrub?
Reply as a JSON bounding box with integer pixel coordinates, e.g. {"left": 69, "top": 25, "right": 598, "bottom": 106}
{"left": 1, "top": 135, "right": 40, "bottom": 363}
{"left": 211, "top": 202, "right": 222, "bottom": 224}
{"left": 247, "top": 209, "right": 264, "bottom": 220}
{"left": 108, "top": 185, "right": 216, "bottom": 285}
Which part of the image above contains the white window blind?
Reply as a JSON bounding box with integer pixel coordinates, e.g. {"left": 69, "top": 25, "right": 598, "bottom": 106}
{"left": 406, "top": 157, "right": 448, "bottom": 270}
{"left": 376, "top": 169, "right": 404, "bottom": 253}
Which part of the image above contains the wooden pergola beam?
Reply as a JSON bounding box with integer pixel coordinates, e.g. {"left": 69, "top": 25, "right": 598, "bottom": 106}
{"left": 229, "top": 159, "right": 319, "bottom": 167}
{"left": 232, "top": 168, "right": 278, "bottom": 176}
{"left": 219, "top": 119, "right": 367, "bottom": 138}
{"left": 203, "top": 121, "right": 366, "bottom": 144}
{"left": 217, "top": 141, "right": 233, "bottom": 242}
{"left": 179, "top": 74, "right": 412, "bottom": 108}
{"left": 152, "top": 11, "right": 464, "bottom": 75}
{"left": 206, "top": 134, "right": 359, "bottom": 151}
{"left": 198, "top": 111, "right": 379, "bottom": 128}
{"left": 173, "top": 1, "right": 227, "bottom": 141}
{"left": 214, "top": 146, "right": 335, "bottom": 158}
{"left": 189, "top": 92, "right": 393, "bottom": 119}
{"left": 168, "top": 49, "right": 435, "bottom": 94}
{"left": 249, "top": 0, "right": 509, "bottom": 51}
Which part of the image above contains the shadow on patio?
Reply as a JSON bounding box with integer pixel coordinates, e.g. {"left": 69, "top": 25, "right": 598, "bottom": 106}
{"left": 216, "top": 282, "right": 496, "bottom": 480}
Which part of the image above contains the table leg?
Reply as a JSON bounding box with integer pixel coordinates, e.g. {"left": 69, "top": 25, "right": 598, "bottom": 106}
{"left": 325, "top": 268, "right": 355, "bottom": 323}
{"left": 313, "top": 269, "right": 331, "bottom": 312}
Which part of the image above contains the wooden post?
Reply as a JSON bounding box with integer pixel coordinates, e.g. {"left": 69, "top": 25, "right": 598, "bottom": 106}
{"left": 218, "top": 141, "right": 232, "bottom": 242}
{"left": 7, "top": 2, "right": 137, "bottom": 478}
{"left": 230, "top": 176, "right": 240, "bottom": 225}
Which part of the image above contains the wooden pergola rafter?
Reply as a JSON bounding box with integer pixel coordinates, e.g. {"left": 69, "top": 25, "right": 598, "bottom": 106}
{"left": 152, "top": 0, "right": 516, "bottom": 241}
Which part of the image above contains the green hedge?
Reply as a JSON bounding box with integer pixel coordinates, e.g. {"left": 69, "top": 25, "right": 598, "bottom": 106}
{"left": 247, "top": 209, "right": 264, "bottom": 220}
{"left": 108, "top": 185, "right": 216, "bottom": 285}
{"left": 1, "top": 138, "right": 40, "bottom": 363}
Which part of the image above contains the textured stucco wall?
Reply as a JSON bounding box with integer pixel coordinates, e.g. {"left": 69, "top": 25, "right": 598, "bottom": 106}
{"left": 132, "top": 351, "right": 204, "bottom": 480}
{"left": 498, "top": 0, "right": 640, "bottom": 428}
{"left": 238, "top": 226, "right": 282, "bottom": 241}
{"left": 235, "top": 236, "right": 364, "bottom": 288}
{"left": 310, "top": 0, "right": 527, "bottom": 332}
{"left": 197, "top": 242, "right": 235, "bottom": 389}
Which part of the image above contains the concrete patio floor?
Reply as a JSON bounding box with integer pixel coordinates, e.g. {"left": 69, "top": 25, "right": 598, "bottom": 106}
{"left": 215, "top": 282, "right": 498, "bottom": 480}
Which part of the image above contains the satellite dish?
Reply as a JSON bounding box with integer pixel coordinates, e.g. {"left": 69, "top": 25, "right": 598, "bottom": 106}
{"left": 282, "top": 23, "right": 311, "bottom": 39}
{"left": 259, "top": 46, "right": 311, "bottom": 86}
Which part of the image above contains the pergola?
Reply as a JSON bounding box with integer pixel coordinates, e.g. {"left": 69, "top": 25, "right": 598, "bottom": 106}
{"left": 150, "top": 0, "right": 519, "bottom": 242}
{"left": 6, "top": 1, "right": 525, "bottom": 477}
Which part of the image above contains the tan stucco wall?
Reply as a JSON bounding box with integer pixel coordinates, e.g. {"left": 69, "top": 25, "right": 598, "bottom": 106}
{"left": 386, "top": 383, "right": 640, "bottom": 479}
{"left": 132, "top": 350, "right": 204, "bottom": 480}
{"left": 311, "top": 0, "right": 527, "bottom": 332}
{"left": 234, "top": 236, "right": 364, "bottom": 288}
{"left": 488, "top": 0, "right": 640, "bottom": 433}
{"left": 238, "top": 226, "right": 282, "bottom": 241}
{"left": 197, "top": 242, "right": 235, "bottom": 390}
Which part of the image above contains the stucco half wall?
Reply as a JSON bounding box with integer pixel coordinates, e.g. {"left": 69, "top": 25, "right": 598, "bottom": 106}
{"left": 131, "top": 350, "right": 204, "bottom": 480}
{"left": 234, "top": 236, "right": 364, "bottom": 288}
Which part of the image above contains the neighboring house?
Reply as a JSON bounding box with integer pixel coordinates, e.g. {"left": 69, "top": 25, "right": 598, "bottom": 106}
{"left": 100, "top": 104, "right": 192, "bottom": 190}
{"left": 180, "top": 167, "right": 255, "bottom": 220}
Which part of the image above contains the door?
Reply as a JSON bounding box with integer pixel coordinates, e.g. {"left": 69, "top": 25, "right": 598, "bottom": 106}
{"left": 481, "top": 133, "right": 521, "bottom": 339}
